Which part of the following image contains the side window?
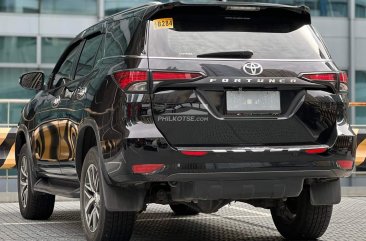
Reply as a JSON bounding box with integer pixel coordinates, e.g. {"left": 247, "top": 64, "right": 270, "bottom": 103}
{"left": 50, "top": 43, "right": 81, "bottom": 89}
{"left": 104, "top": 17, "right": 140, "bottom": 57}
{"left": 94, "top": 36, "right": 104, "bottom": 65}
{"left": 57, "top": 46, "right": 79, "bottom": 79}
{"left": 74, "top": 35, "right": 103, "bottom": 79}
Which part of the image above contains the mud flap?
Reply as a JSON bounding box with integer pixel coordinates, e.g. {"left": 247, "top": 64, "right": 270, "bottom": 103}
{"left": 101, "top": 180, "right": 146, "bottom": 212}
{"left": 309, "top": 179, "right": 341, "bottom": 205}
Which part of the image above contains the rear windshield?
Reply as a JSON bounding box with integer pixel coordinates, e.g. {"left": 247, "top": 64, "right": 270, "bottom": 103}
{"left": 147, "top": 7, "right": 329, "bottom": 60}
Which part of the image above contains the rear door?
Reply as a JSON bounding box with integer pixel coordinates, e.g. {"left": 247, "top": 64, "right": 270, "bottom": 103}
{"left": 147, "top": 6, "right": 339, "bottom": 148}
{"left": 58, "top": 34, "right": 104, "bottom": 177}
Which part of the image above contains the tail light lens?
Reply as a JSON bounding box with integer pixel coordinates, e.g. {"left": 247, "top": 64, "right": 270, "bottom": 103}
{"left": 301, "top": 73, "right": 338, "bottom": 82}
{"left": 113, "top": 71, "right": 148, "bottom": 91}
{"left": 114, "top": 70, "right": 204, "bottom": 92}
{"left": 339, "top": 72, "right": 348, "bottom": 83}
{"left": 300, "top": 72, "right": 348, "bottom": 93}
{"left": 339, "top": 72, "right": 349, "bottom": 92}
{"left": 152, "top": 72, "right": 203, "bottom": 81}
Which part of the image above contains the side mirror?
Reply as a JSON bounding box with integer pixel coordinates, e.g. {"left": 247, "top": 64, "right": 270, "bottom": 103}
{"left": 19, "top": 71, "right": 45, "bottom": 91}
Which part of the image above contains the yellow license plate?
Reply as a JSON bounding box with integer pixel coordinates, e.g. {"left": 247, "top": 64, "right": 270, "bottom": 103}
{"left": 153, "top": 18, "right": 174, "bottom": 30}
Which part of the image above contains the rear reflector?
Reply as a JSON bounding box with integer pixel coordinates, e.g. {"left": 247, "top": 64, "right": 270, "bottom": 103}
{"left": 305, "top": 148, "right": 327, "bottom": 154}
{"left": 132, "top": 164, "right": 165, "bottom": 174}
{"left": 152, "top": 71, "right": 203, "bottom": 81}
{"left": 336, "top": 160, "right": 354, "bottom": 170}
{"left": 113, "top": 71, "right": 147, "bottom": 90}
{"left": 180, "top": 151, "right": 208, "bottom": 156}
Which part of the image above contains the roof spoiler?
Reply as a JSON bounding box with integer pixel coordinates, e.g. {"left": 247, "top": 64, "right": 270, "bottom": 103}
{"left": 146, "top": 1, "right": 311, "bottom": 24}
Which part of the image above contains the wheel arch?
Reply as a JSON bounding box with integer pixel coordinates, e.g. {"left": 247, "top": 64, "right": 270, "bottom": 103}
{"left": 75, "top": 119, "right": 103, "bottom": 180}
{"left": 15, "top": 125, "right": 32, "bottom": 168}
{"left": 76, "top": 119, "right": 146, "bottom": 212}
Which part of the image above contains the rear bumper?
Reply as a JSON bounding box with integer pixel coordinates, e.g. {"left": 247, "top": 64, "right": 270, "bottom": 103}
{"left": 103, "top": 138, "right": 355, "bottom": 184}
{"left": 99, "top": 136, "right": 354, "bottom": 203}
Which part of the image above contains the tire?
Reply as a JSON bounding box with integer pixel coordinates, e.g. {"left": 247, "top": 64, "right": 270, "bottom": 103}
{"left": 80, "top": 147, "right": 137, "bottom": 241}
{"left": 170, "top": 203, "right": 200, "bottom": 216}
{"left": 271, "top": 188, "right": 333, "bottom": 240}
{"left": 17, "top": 145, "right": 55, "bottom": 220}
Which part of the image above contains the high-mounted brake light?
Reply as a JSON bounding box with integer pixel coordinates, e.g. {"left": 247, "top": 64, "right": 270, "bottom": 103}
{"left": 226, "top": 6, "right": 260, "bottom": 11}
{"left": 113, "top": 71, "right": 148, "bottom": 91}
{"left": 180, "top": 151, "right": 208, "bottom": 156}
{"left": 152, "top": 72, "right": 203, "bottom": 81}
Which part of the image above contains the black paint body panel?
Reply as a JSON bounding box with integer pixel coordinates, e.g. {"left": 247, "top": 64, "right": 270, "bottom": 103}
{"left": 16, "top": 2, "right": 355, "bottom": 207}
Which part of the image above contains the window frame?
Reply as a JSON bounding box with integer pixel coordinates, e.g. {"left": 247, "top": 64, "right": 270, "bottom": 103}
{"left": 73, "top": 33, "right": 104, "bottom": 80}
{"left": 47, "top": 39, "right": 84, "bottom": 91}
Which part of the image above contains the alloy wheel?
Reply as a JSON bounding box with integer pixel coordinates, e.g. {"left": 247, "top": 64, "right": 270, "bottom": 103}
{"left": 19, "top": 156, "right": 28, "bottom": 208}
{"left": 83, "top": 164, "right": 100, "bottom": 232}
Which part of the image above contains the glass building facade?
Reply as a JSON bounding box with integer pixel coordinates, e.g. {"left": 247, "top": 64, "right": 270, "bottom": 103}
{"left": 40, "top": 0, "right": 97, "bottom": 15}
{"left": 0, "top": 0, "right": 366, "bottom": 126}
{"left": 102, "top": 0, "right": 366, "bottom": 17}
{"left": 234, "top": 0, "right": 349, "bottom": 17}
{"left": 41, "top": 37, "right": 72, "bottom": 63}
{"left": 356, "top": 0, "right": 366, "bottom": 17}
{"left": 0, "top": 0, "right": 364, "bottom": 16}
{"left": 0, "top": 36, "right": 36, "bottom": 63}
{"left": 0, "top": 0, "right": 97, "bottom": 15}
{"left": 0, "top": 0, "right": 38, "bottom": 13}
{"left": 356, "top": 71, "right": 366, "bottom": 124}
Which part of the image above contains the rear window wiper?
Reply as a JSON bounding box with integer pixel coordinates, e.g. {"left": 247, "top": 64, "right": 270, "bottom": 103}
{"left": 197, "top": 50, "right": 253, "bottom": 59}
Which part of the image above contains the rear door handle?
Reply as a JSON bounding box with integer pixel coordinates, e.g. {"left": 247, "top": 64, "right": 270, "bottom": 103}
{"left": 76, "top": 87, "right": 87, "bottom": 100}
{"left": 52, "top": 96, "right": 61, "bottom": 108}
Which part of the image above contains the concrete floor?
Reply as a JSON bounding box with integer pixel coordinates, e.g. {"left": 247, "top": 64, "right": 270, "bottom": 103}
{"left": 0, "top": 197, "right": 365, "bottom": 241}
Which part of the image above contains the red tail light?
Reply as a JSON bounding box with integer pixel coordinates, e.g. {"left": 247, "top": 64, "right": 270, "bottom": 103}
{"left": 305, "top": 148, "right": 327, "bottom": 154}
{"left": 180, "top": 151, "right": 208, "bottom": 156}
{"left": 339, "top": 72, "right": 348, "bottom": 83}
{"left": 301, "top": 73, "right": 337, "bottom": 82}
{"left": 132, "top": 164, "right": 165, "bottom": 174}
{"left": 336, "top": 160, "right": 354, "bottom": 170}
{"left": 300, "top": 72, "right": 348, "bottom": 92}
{"left": 113, "top": 71, "right": 147, "bottom": 91}
{"left": 114, "top": 70, "right": 204, "bottom": 92}
{"left": 152, "top": 71, "right": 203, "bottom": 81}
{"left": 339, "top": 72, "right": 349, "bottom": 92}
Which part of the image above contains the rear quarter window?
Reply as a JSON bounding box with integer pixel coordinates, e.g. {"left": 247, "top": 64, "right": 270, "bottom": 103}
{"left": 104, "top": 17, "right": 141, "bottom": 57}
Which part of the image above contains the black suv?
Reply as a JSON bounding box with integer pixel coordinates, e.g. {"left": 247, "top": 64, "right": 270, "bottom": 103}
{"left": 16, "top": 2, "right": 355, "bottom": 241}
